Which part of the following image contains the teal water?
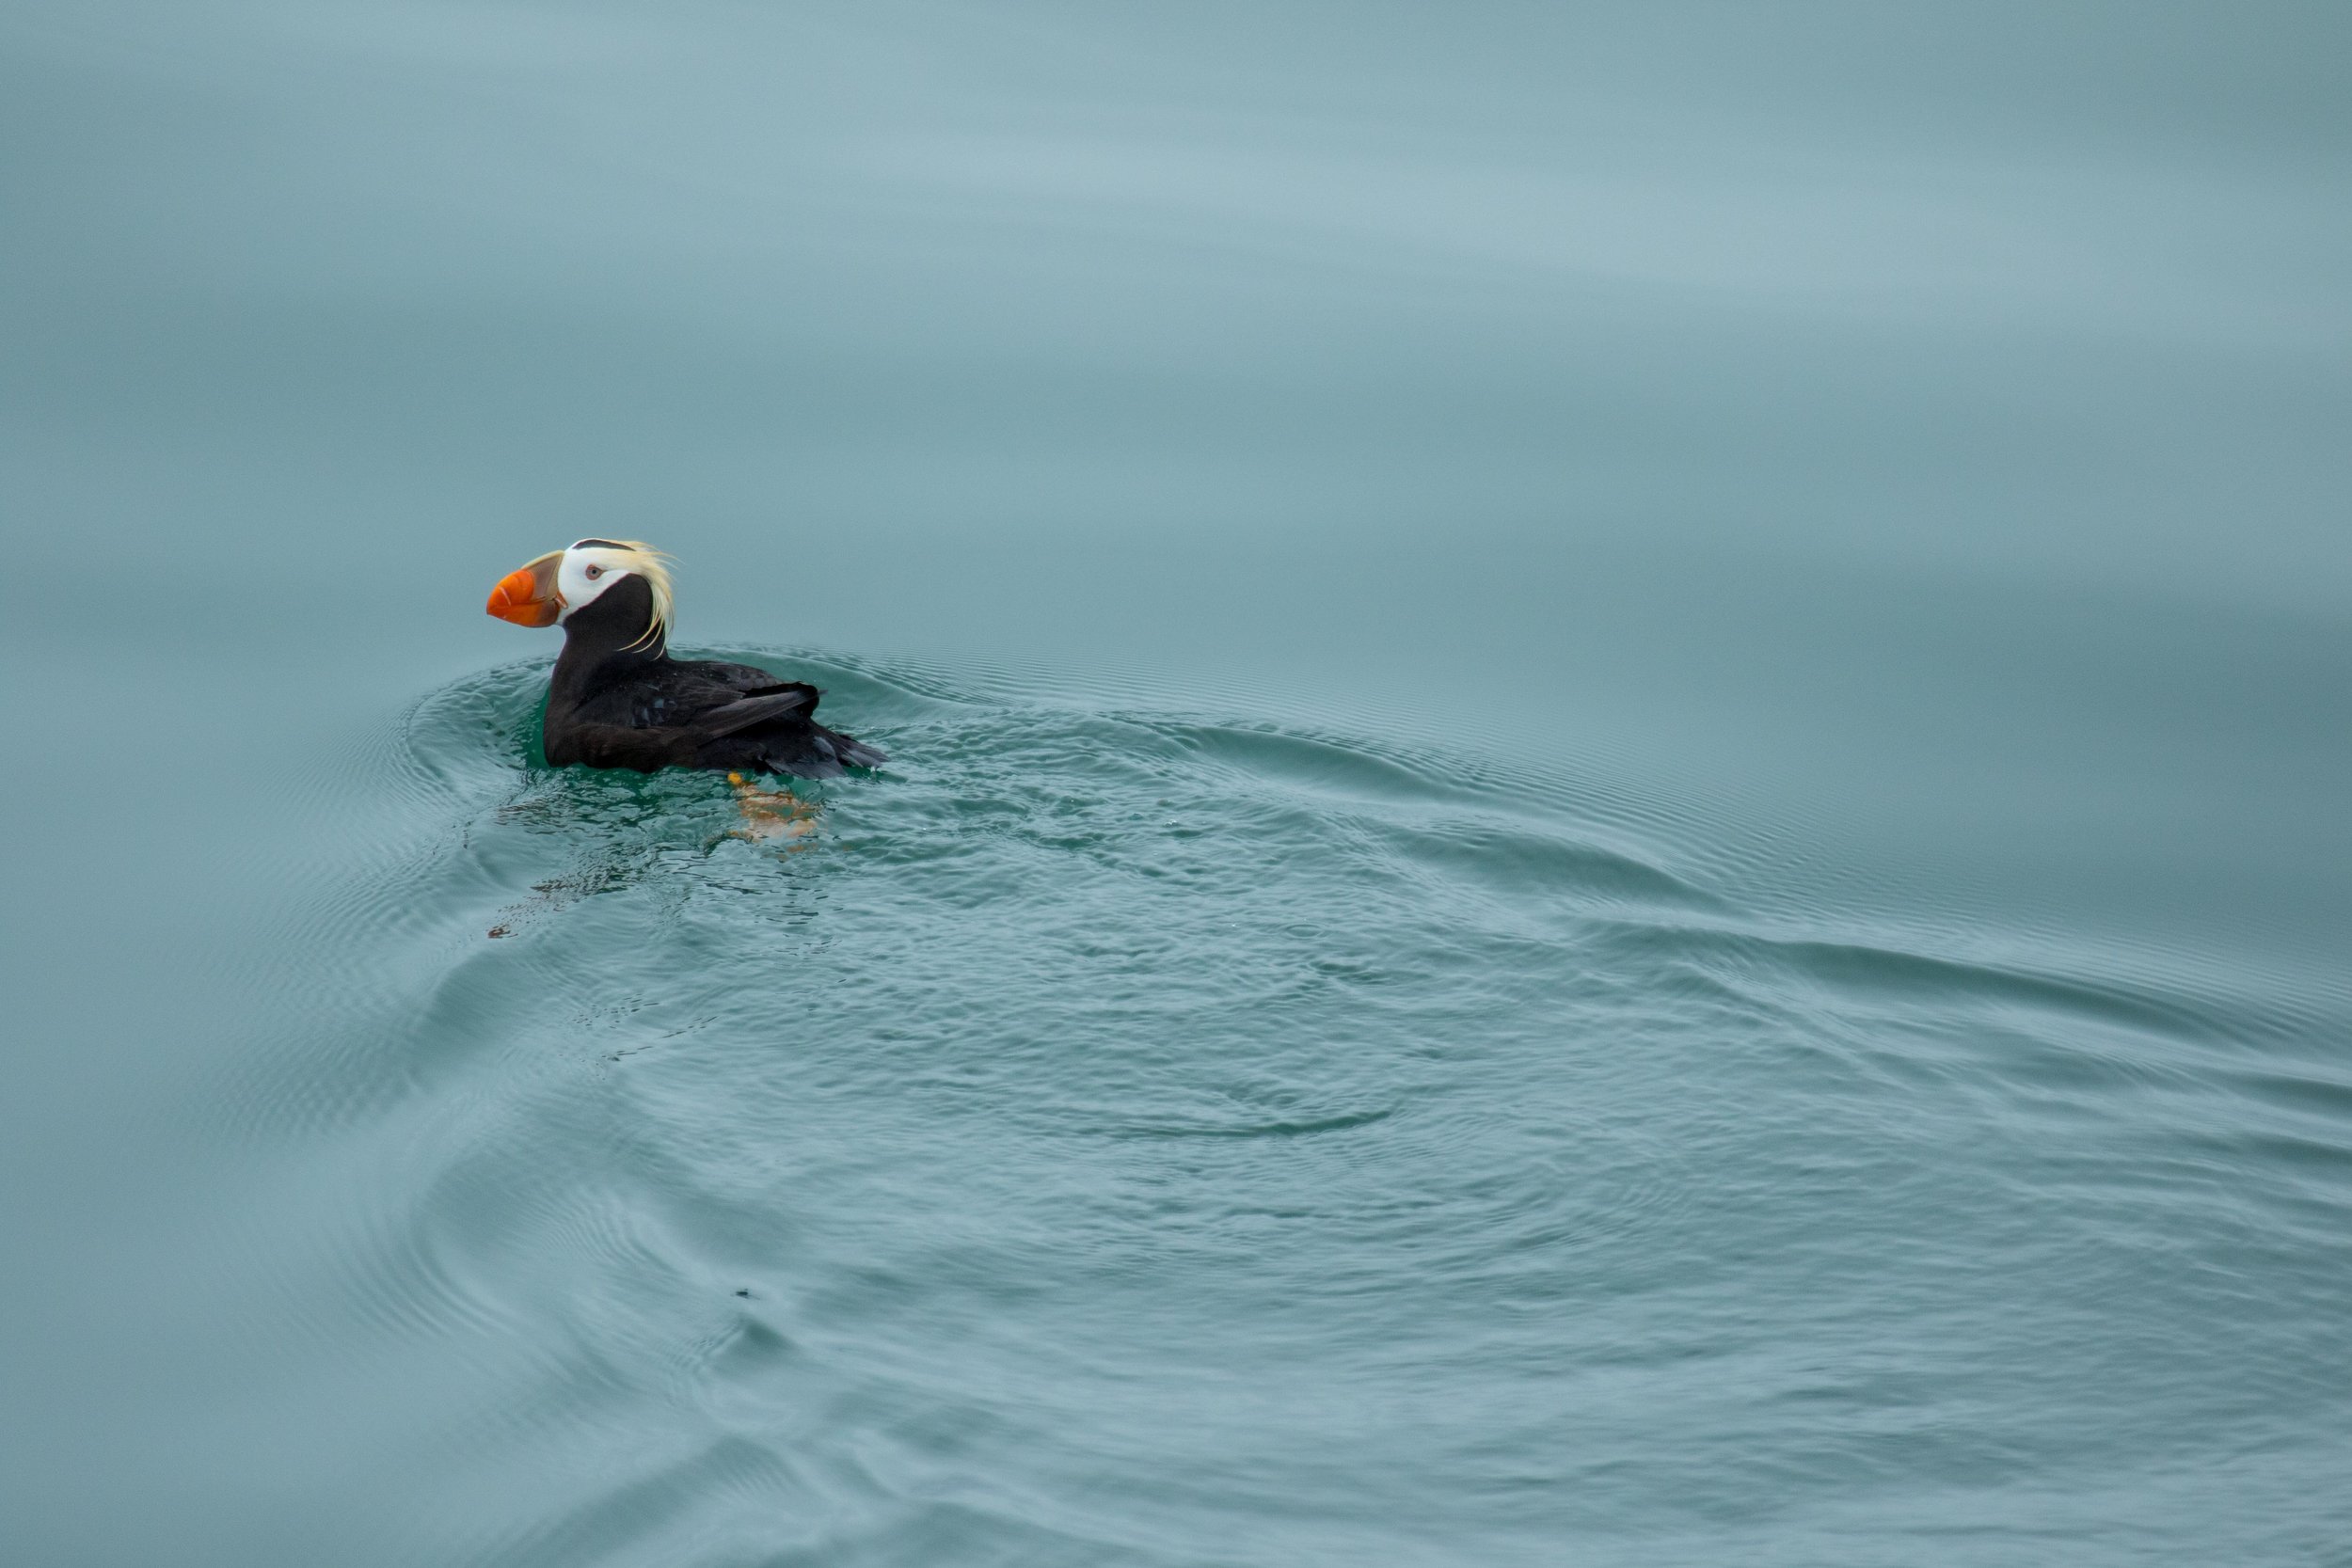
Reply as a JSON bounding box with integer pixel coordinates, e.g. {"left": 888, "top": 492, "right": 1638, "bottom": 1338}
{"left": 5, "top": 4, "right": 2350, "bottom": 1564}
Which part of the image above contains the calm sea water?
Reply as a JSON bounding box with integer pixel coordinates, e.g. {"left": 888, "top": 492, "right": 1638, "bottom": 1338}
{"left": 5, "top": 4, "right": 2350, "bottom": 1564}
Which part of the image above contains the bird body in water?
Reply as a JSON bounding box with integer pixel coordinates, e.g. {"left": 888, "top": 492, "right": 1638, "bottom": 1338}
{"left": 485, "top": 539, "right": 885, "bottom": 778}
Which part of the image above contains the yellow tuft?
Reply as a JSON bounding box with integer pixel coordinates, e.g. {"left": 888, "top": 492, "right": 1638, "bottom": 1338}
{"left": 587, "top": 539, "right": 675, "bottom": 650}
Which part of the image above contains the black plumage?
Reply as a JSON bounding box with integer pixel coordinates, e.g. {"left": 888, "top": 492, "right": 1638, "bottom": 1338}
{"left": 538, "top": 574, "right": 885, "bottom": 777}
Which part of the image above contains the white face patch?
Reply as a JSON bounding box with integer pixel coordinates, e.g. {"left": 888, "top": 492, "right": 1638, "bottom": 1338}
{"left": 553, "top": 545, "right": 642, "bottom": 621}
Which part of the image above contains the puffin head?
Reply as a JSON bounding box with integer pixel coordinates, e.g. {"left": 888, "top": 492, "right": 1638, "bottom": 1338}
{"left": 486, "top": 539, "right": 675, "bottom": 647}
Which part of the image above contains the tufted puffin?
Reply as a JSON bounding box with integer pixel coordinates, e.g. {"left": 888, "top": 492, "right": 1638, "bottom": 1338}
{"left": 485, "top": 539, "right": 885, "bottom": 777}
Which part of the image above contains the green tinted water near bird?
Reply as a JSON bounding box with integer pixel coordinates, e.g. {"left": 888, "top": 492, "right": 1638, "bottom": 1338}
{"left": 4, "top": 4, "right": 2350, "bottom": 1564}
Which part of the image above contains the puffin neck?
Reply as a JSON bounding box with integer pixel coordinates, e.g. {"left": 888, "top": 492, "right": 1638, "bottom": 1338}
{"left": 549, "top": 577, "right": 668, "bottom": 697}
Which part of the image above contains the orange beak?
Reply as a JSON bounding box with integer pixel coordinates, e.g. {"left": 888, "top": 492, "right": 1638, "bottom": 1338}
{"left": 486, "top": 551, "right": 564, "bottom": 626}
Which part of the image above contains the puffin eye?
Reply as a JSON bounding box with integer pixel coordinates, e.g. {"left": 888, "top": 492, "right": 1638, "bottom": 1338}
{"left": 585, "top": 564, "right": 605, "bottom": 579}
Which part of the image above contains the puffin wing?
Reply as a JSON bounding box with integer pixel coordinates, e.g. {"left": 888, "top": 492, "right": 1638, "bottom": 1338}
{"left": 686, "top": 689, "right": 816, "bottom": 738}
{"left": 669, "top": 659, "right": 817, "bottom": 699}
{"left": 564, "top": 664, "right": 878, "bottom": 777}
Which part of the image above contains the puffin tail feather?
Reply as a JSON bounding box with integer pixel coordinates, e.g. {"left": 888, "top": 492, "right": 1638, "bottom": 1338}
{"left": 821, "top": 728, "right": 888, "bottom": 769}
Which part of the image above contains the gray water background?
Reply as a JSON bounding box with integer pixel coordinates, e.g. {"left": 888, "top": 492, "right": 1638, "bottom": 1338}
{"left": 3, "top": 4, "right": 2349, "bottom": 1563}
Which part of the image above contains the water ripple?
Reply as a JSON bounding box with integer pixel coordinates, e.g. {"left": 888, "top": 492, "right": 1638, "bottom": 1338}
{"left": 201, "top": 649, "right": 2352, "bottom": 1567}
